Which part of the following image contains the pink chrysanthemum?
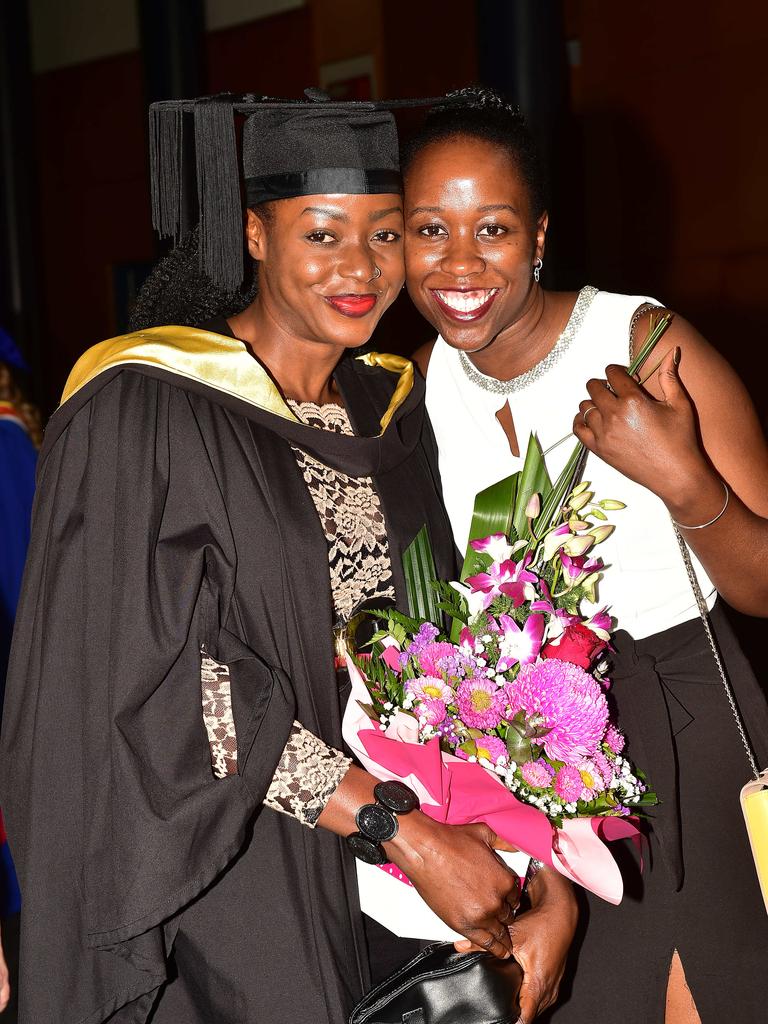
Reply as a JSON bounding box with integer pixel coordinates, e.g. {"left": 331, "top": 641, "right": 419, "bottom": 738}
{"left": 416, "top": 642, "right": 457, "bottom": 678}
{"left": 577, "top": 758, "right": 607, "bottom": 800}
{"left": 475, "top": 736, "right": 508, "bottom": 766}
{"left": 457, "top": 676, "right": 503, "bottom": 729}
{"left": 520, "top": 759, "right": 555, "bottom": 789}
{"left": 604, "top": 724, "right": 625, "bottom": 754}
{"left": 406, "top": 675, "right": 454, "bottom": 704}
{"left": 554, "top": 765, "right": 584, "bottom": 803}
{"left": 505, "top": 658, "right": 609, "bottom": 763}
{"left": 416, "top": 698, "right": 447, "bottom": 727}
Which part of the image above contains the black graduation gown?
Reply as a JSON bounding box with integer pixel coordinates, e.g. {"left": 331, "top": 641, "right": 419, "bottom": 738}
{"left": 0, "top": 327, "right": 456, "bottom": 1024}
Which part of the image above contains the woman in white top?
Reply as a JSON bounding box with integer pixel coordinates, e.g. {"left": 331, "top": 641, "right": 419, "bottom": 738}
{"left": 402, "top": 88, "right": 768, "bottom": 1024}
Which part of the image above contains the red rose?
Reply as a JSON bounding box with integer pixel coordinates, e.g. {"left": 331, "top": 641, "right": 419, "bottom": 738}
{"left": 541, "top": 622, "right": 607, "bottom": 670}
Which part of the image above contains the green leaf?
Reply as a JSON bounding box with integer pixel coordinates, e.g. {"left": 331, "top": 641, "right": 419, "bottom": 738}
{"left": 459, "top": 473, "right": 519, "bottom": 582}
{"left": 403, "top": 524, "right": 443, "bottom": 626}
{"left": 356, "top": 701, "right": 381, "bottom": 721}
{"left": 506, "top": 729, "right": 533, "bottom": 764}
{"left": 509, "top": 710, "right": 527, "bottom": 732}
{"left": 512, "top": 434, "right": 552, "bottom": 540}
{"left": 628, "top": 312, "right": 673, "bottom": 376}
{"left": 392, "top": 623, "right": 407, "bottom": 646}
{"left": 538, "top": 439, "right": 588, "bottom": 538}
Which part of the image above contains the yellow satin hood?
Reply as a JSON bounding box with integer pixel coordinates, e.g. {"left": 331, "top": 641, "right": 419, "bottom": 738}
{"left": 60, "top": 326, "right": 413, "bottom": 435}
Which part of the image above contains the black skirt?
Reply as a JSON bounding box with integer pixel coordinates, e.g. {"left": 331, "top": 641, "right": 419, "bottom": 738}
{"left": 544, "top": 603, "right": 768, "bottom": 1023}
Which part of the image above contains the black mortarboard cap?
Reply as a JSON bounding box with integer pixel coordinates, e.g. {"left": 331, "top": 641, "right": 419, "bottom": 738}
{"left": 148, "top": 89, "right": 434, "bottom": 293}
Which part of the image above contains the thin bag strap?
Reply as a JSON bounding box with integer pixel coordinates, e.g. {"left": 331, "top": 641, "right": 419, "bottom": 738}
{"left": 672, "top": 527, "right": 760, "bottom": 780}
{"left": 628, "top": 306, "right": 761, "bottom": 781}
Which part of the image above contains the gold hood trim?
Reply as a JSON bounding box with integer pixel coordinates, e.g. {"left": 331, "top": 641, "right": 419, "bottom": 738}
{"left": 60, "top": 327, "right": 413, "bottom": 435}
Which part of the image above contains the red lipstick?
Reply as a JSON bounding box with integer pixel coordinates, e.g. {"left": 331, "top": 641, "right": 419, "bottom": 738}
{"left": 325, "top": 294, "right": 378, "bottom": 318}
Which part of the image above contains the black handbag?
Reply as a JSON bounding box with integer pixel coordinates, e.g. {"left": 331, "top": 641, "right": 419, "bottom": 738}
{"left": 349, "top": 942, "right": 523, "bottom": 1024}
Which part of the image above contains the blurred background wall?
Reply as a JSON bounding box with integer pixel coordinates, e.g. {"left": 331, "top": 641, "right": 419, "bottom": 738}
{"left": 1, "top": 2, "right": 766, "bottom": 579}
{"left": 2, "top": 0, "right": 766, "bottom": 415}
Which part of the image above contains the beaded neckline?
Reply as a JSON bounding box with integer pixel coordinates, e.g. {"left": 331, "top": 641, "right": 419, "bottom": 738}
{"left": 457, "top": 285, "right": 599, "bottom": 396}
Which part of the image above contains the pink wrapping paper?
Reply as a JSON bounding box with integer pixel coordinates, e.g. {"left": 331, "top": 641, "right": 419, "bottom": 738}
{"left": 342, "top": 656, "right": 640, "bottom": 904}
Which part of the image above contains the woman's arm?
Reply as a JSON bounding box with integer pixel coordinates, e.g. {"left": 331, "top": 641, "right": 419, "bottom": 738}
{"left": 573, "top": 312, "right": 768, "bottom": 614}
{"left": 256, "top": 721, "right": 523, "bottom": 959}
{"left": 317, "top": 763, "right": 521, "bottom": 960}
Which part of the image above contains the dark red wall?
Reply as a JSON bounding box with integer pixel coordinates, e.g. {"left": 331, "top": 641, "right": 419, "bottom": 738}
{"left": 31, "top": 7, "right": 318, "bottom": 410}
{"left": 33, "top": 51, "right": 153, "bottom": 408}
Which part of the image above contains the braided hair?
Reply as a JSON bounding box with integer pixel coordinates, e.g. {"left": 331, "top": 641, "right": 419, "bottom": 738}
{"left": 402, "top": 86, "right": 546, "bottom": 219}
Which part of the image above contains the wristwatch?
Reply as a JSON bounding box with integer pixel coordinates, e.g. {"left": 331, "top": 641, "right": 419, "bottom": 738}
{"left": 346, "top": 781, "right": 420, "bottom": 864}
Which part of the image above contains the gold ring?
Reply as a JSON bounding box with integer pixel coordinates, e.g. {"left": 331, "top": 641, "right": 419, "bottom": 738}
{"left": 583, "top": 405, "right": 598, "bottom": 427}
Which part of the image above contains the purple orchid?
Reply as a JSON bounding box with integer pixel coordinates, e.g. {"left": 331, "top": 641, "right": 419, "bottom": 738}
{"left": 470, "top": 533, "right": 515, "bottom": 563}
{"left": 585, "top": 608, "right": 612, "bottom": 642}
{"left": 541, "top": 523, "right": 572, "bottom": 562}
{"left": 496, "top": 612, "right": 545, "bottom": 671}
{"left": 467, "top": 553, "right": 538, "bottom": 609}
{"left": 560, "top": 551, "right": 602, "bottom": 587}
{"left": 531, "top": 581, "right": 580, "bottom": 641}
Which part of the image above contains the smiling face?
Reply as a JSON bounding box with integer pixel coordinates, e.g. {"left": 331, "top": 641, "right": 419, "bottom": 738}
{"left": 247, "top": 193, "right": 404, "bottom": 351}
{"left": 404, "top": 135, "right": 547, "bottom": 352}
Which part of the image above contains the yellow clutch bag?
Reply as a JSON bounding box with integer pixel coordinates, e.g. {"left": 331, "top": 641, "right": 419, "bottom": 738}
{"left": 741, "top": 772, "right": 768, "bottom": 913}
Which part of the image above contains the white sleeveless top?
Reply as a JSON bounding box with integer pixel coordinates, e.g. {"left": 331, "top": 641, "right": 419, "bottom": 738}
{"left": 425, "top": 287, "right": 716, "bottom": 640}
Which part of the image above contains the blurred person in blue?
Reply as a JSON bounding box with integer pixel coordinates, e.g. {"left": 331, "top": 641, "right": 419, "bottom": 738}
{"left": 0, "top": 325, "right": 37, "bottom": 1015}
{"left": 0, "top": 327, "right": 39, "bottom": 693}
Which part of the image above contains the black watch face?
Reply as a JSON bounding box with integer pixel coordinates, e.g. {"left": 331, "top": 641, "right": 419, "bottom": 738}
{"left": 356, "top": 802, "right": 398, "bottom": 842}
{"left": 346, "top": 832, "right": 387, "bottom": 865}
{"left": 374, "top": 780, "right": 419, "bottom": 815}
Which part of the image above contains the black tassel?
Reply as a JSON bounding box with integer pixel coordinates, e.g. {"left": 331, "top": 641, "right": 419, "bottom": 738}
{"left": 193, "top": 97, "right": 243, "bottom": 293}
{"left": 149, "top": 102, "right": 184, "bottom": 240}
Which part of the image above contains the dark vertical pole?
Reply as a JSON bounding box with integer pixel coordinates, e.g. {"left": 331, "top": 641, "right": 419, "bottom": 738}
{"left": 137, "top": 0, "right": 206, "bottom": 244}
{"left": 138, "top": 0, "right": 205, "bottom": 104}
{"left": 0, "top": 0, "right": 43, "bottom": 398}
{"left": 476, "top": 0, "right": 576, "bottom": 286}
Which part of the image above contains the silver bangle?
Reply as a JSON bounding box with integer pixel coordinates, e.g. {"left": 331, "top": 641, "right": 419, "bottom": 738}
{"left": 671, "top": 481, "right": 730, "bottom": 530}
{"left": 526, "top": 857, "right": 546, "bottom": 884}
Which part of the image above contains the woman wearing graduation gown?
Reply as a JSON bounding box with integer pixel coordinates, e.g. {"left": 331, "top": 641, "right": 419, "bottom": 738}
{"left": 0, "top": 94, "right": 544, "bottom": 1024}
{"left": 402, "top": 88, "right": 768, "bottom": 1023}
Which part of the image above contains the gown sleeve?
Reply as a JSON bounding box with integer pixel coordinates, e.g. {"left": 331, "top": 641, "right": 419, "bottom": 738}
{"left": 202, "top": 628, "right": 351, "bottom": 825}
{"left": 0, "top": 370, "right": 296, "bottom": 1019}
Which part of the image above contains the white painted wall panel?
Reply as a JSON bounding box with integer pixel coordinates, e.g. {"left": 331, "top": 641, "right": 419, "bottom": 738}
{"left": 204, "top": 0, "right": 304, "bottom": 32}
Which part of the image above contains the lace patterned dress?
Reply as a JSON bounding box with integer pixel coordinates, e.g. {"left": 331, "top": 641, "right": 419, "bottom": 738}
{"left": 202, "top": 399, "right": 394, "bottom": 825}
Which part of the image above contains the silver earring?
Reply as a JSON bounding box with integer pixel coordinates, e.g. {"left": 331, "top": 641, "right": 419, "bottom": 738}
{"left": 533, "top": 257, "right": 543, "bottom": 283}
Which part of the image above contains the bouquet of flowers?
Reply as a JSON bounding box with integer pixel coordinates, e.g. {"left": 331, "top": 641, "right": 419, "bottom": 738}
{"left": 343, "top": 316, "right": 669, "bottom": 938}
{"left": 343, "top": 475, "right": 655, "bottom": 937}
{"left": 358, "top": 483, "right": 654, "bottom": 826}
